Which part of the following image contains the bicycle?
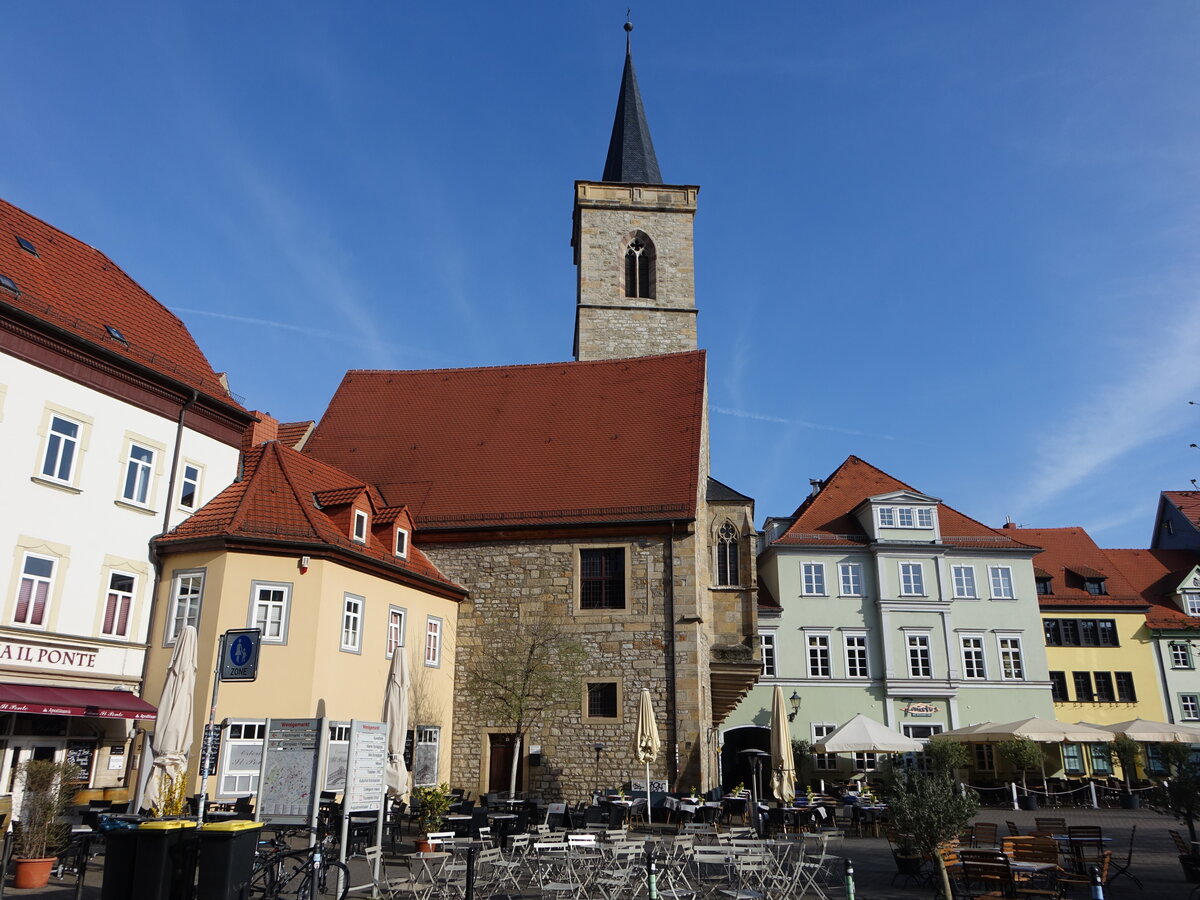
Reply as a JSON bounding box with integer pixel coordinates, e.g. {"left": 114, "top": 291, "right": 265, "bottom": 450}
{"left": 250, "top": 827, "right": 349, "bottom": 900}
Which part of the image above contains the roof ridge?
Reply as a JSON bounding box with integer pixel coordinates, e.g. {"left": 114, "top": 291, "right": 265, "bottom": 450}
{"left": 340, "top": 349, "right": 704, "bottom": 379}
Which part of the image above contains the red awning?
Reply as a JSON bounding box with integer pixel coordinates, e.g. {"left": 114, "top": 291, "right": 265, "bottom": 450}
{"left": 0, "top": 683, "right": 157, "bottom": 720}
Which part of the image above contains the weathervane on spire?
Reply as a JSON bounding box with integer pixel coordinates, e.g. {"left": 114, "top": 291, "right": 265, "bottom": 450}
{"left": 625, "top": 10, "right": 633, "bottom": 52}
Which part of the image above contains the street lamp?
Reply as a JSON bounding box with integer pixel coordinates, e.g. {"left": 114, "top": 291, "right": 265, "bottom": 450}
{"left": 592, "top": 742, "right": 605, "bottom": 803}
{"left": 787, "top": 690, "right": 802, "bottom": 722}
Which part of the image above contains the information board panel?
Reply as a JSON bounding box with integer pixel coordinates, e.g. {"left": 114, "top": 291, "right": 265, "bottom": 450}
{"left": 344, "top": 720, "right": 388, "bottom": 813}
{"left": 256, "top": 718, "right": 324, "bottom": 825}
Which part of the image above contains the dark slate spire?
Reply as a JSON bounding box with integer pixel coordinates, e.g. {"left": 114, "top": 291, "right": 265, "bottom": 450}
{"left": 601, "top": 22, "right": 663, "bottom": 184}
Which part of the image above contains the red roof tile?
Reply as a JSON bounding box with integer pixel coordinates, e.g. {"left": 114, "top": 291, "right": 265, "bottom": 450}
{"left": 771, "top": 456, "right": 1030, "bottom": 551}
{"left": 1163, "top": 491, "right": 1200, "bottom": 528}
{"left": 1103, "top": 548, "right": 1200, "bottom": 630}
{"left": 304, "top": 352, "right": 707, "bottom": 529}
{"left": 1003, "top": 527, "right": 1144, "bottom": 609}
{"left": 156, "top": 442, "right": 462, "bottom": 594}
{"left": 0, "top": 198, "right": 237, "bottom": 403}
{"left": 276, "top": 421, "right": 315, "bottom": 450}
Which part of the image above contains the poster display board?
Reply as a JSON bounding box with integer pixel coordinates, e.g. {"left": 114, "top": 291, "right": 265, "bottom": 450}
{"left": 344, "top": 720, "right": 387, "bottom": 813}
{"left": 257, "top": 718, "right": 325, "bottom": 825}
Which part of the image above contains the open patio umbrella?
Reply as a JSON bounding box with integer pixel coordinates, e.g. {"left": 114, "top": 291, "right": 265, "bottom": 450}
{"left": 769, "top": 686, "right": 796, "bottom": 803}
{"left": 1089, "top": 718, "right": 1200, "bottom": 744}
{"left": 814, "top": 713, "right": 923, "bottom": 753}
{"left": 633, "top": 689, "right": 660, "bottom": 824}
{"left": 934, "top": 721, "right": 1003, "bottom": 742}
{"left": 142, "top": 624, "right": 197, "bottom": 812}
{"left": 966, "top": 717, "right": 1112, "bottom": 743}
{"left": 382, "top": 644, "right": 410, "bottom": 798}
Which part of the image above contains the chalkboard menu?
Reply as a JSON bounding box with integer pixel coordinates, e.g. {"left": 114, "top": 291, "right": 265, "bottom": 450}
{"left": 66, "top": 742, "right": 94, "bottom": 780}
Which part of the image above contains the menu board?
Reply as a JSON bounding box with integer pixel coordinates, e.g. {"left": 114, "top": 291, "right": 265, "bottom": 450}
{"left": 344, "top": 720, "right": 387, "bottom": 813}
{"left": 257, "top": 718, "right": 323, "bottom": 824}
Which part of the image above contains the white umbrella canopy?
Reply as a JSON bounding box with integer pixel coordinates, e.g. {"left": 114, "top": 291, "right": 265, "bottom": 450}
{"left": 934, "top": 722, "right": 1003, "bottom": 742}
{"left": 768, "top": 686, "right": 796, "bottom": 803}
{"left": 814, "top": 713, "right": 923, "bottom": 753}
{"left": 1087, "top": 718, "right": 1200, "bottom": 744}
{"left": 143, "top": 624, "right": 198, "bottom": 812}
{"left": 633, "top": 689, "right": 661, "bottom": 823}
{"left": 382, "top": 645, "right": 410, "bottom": 798}
{"left": 973, "top": 717, "right": 1113, "bottom": 744}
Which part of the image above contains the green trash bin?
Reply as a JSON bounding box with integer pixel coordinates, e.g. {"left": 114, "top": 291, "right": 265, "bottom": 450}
{"left": 134, "top": 820, "right": 194, "bottom": 900}
{"left": 196, "top": 820, "right": 262, "bottom": 900}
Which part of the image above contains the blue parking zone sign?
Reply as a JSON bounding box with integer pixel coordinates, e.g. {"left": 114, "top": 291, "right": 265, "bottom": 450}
{"left": 220, "top": 629, "right": 261, "bottom": 681}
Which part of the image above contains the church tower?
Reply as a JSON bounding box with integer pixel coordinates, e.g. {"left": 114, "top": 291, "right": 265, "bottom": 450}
{"left": 573, "top": 24, "right": 699, "bottom": 361}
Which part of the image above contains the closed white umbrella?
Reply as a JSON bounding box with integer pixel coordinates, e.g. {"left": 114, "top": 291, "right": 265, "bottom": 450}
{"left": 815, "top": 713, "right": 923, "bottom": 753}
{"left": 382, "top": 645, "right": 410, "bottom": 798}
{"left": 143, "top": 625, "right": 197, "bottom": 812}
{"left": 769, "top": 686, "right": 796, "bottom": 803}
{"left": 633, "top": 689, "right": 661, "bottom": 824}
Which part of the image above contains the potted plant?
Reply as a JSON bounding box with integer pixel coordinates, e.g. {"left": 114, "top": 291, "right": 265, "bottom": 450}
{"left": 13, "top": 759, "right": 81, "bottom": 888}
{"left": 1152, "top": 743, "right": 1200, "bottom": 881}
{"left": 997, "top": 737, "right": 1043, "bottom": 810}
{"left": 411, "top": 783, "right": 453, "bottom": 850}
{"left": 1104, "top": 736, "right": 1143, "bottom": 809}
{"left": 885, "top": 769, "right": 979, "bottom": 900}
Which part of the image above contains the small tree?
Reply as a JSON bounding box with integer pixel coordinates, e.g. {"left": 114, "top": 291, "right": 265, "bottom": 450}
{"left": 1154, "top": 743, "right": 1200, "bottom": 844}
{"left": 997, "top": 737, "right": 1043, "bottom": 793}
{"left": 885, "top": 770, "right": 979, "bottom": 900}
{"left": 791, "top": 738, "right": 812, "bottom": 785}
{"left": 460, "top": 617, "right": 586, "bottom": 794}
{"left": 15, "top": 759, "right": 81, "bottom": 860}
{"left": 925, "top": 739, "right": 971, "bottom": 776}
{"left": 1104, "top": 736, "right": 1141, "bottom": 793}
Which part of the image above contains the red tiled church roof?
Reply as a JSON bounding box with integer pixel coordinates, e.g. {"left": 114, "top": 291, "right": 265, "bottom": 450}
{"left": 0, "top": 198, "right": 237, "bottom": 403}
{"left": 304, "top": 351, "right": 708, "bottom": 529}
{"left": 1003, "top": 527, "right": 1143, "bottom": 609}
{"left": 156, "top": 442, "right": 462, "bottom": 594}
{"left": 1103, "top": 548, "right": 1200, "bottom": 630}
{"left": 276, "top": 421, "right": 314, "bottom": 450}
{"left": 771, "top": 456, "right": 1029, "bottom": 550}
{"left": 1162, "top": 491, "right": 1200, "bottom": 530}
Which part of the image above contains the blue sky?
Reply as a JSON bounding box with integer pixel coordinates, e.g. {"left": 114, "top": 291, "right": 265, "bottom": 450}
{"left": 5, "top": 2, "right": 1200, "bottom": 547}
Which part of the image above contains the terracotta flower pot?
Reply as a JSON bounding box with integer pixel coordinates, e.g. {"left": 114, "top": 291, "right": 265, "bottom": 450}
{"left": 13, "top": 857, "right": 56, "bottom": 889}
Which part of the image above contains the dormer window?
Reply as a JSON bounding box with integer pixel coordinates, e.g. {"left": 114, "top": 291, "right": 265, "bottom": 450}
{"left": 395, "top": 527, "right": 409, "bottom": 559}
{"left": 1185, "top": 593, "right": 1200, "bottom": 617}
{"left": 877, "top": 506, "right": 934, "bottom": 529}
{"left": 1035, "top": 576, "right": 1053, "bottom": 596}
{"left": 352, "top": 510, "right": 368, "bottom": 543}
{"left": 1083, "top": 577, "right": 1107, "bottom": 596}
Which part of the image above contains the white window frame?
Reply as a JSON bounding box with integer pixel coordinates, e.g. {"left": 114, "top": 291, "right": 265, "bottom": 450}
{"left": 166, "top": 569, "right": 204, "bottom": 645}
{"left": 1186, "top": 595, "right": 1200, "bottom": 617}
{"left": 102, "top": 570, "right": 136, "bottom": 638}
{"left": 897, "top": 507, "right": 914, "bottom": 527}
{"left": 844, "top": 633, "right": 869, "bottom": 678}
{"left": 394, "top": 527, "right": 409, "bottom": 558}
{"left": 424, "top": 616, "right": 442, "bottom": 667}
{"left": 916, "top": 508, "right": 934, "bottom": 528}
{"left": 811, "top": 723, "right": 838, "bottom": 770}
{"left": 122, "top": 442, "right": 155, "bottom": 506}
{"left": 412, "top": 726, "right": 441, "bottom": 787}
{"left": 951, "top": 565, "right": 977, "bottom": 599}
{"left": 806, "top": 633, "right": 831, "bottom": 678}
{"left": 801, "top": 563, "right": 826, "bottom": 596}
{"left": 1170, "top": 641, "right": 1194, "bottom": 670}
{"left": 179, "top": 463, "right": 202, "bottom": 511}
{"left": 15, "top": 553, "right": 55, "bottom": 627}
{"left": 907, "top": 633, "right": 932, "bottom": 678}
{"left": 838, "top": 563, "right": 863, "bottom": 597}
{"left": 989, "top": 565, "right": 1015, "bottom": 600}
{"left": 759, "top": 632, "right": 777, "bottom": 677}
{"left": 251, "top": 582, "right": 291, "bottom": 644}
{"left": 998, "top": 636, "right": 1025, "bottom": 680}
{"left": 352, "top": 510, "right": 368, "bottom": 544}
{"left": 387, "top": 606, "right": 407, "bottom": 657}
{"left": 41, "top": 414, "right": 81, "bottom": 484}
{"left": 219, "top": 720, "right": 265, "bottom": 796}
{"left": 899, "top": 562, "right": 925, "bottom": 597}
{"left": 960, "top": 635, "right": 986, "bottom": 680}
{"left": 1182, "top": 694, "right": 1200, "bottom": 721}
{"left": 341, "top": 593, "right": 363, "bottom": 652}
{"left": 877, "top": 507, "right": 896, "bottom": 528}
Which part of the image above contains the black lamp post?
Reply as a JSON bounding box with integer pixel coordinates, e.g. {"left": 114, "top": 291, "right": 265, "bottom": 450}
{"left": 787, "top": 691, "right": 802, "bottom": 722}
{"left": 593, "top": 742, "right": 605, "bottom": 803}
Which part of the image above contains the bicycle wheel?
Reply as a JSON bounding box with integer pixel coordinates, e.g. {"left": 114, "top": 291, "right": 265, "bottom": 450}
{"left": 305, "top": 860, "right": 350, "bottom": 900}
{"left": 248, "top": 855, "right": 281, "bottom": 899}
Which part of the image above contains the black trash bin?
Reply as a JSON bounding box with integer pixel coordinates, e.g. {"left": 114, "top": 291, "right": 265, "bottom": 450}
{"left": 196, "top": 820, "right": 262, "bottom": 900}
{"left": 99, "top": 817, "right": 143, "bottom": 900}
{"left": 134, "top": 819, "right": 194, "bottom": 900}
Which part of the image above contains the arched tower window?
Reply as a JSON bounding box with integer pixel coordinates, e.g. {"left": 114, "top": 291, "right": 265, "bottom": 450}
{"left": 624, "top": 233, "right": 655, "bottom": 299}
{"left": 716, "top": 521, "right": 739, "bottom": 586}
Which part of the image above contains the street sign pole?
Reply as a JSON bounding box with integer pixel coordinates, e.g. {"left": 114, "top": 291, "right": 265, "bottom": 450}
{"left": 197, "top": 629, "right": 263, "bottom": 823}
{"left": 197, "top": 632, "right": 225, "bottom": 824}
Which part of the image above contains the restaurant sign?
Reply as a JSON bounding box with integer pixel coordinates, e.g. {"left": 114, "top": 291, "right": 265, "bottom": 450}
{"left": 903, "top": 702, "right": 940, "bottom": 717}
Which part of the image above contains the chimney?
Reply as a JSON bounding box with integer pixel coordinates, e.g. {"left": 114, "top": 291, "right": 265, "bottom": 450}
{"left": 808, "top": 478, "right": 825, "bottom": 498}
{"left": 242, "top": 411, "right": 280, "bottom": 454}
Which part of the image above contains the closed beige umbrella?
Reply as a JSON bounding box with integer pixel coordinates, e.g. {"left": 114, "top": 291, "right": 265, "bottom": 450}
{"left": 769, "top": 686, "right": 796, "bottom": 803}
{"left": 633, "top": 689, "right": 661, "bottom": 824}
{"left": 382, "top": 645, "right": 410, "bottom": 798}
{"left": 143, "top": 625, "right": 197, "bottom": 812}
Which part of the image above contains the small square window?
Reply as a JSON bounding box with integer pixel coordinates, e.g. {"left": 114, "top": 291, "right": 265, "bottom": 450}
{"left": 579, "top": 547, "right": 626, "bottom": 610}
{"left": 878, "top": 507, "right": 896, "bottom": 527}
{"left": 352, "top": 510, "right": 368, "bottom": 543}
{"left": 585, "top": 681, "right": 619, "bottom": 719}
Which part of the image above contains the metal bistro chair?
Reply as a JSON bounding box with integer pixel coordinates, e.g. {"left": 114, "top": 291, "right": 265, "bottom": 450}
{"left": 1106, "top": 825, "right": 1141, "bottom": 889}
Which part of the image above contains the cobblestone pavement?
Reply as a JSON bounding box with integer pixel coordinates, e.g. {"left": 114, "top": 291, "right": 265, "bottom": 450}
{"left": 8, "top": 805, "right": 1198, "bottom": 898}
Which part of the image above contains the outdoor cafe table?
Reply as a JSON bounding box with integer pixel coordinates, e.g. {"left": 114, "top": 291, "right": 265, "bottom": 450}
{"left": 444, "top": 813, "right": 472, "bottom": 837}
{"left": 1051, "top": 835, "right": 1111, "bottom": 873}
{"left": 487, "top": 812, "right": 517, "bottom": 850}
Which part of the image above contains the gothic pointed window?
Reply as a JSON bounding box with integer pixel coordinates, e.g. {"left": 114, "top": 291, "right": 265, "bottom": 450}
{"left": 716, "top": 521, "right": 739, "bottom": 586}
{"left": 624, "top": 234, "right": 655, "bottom": 299}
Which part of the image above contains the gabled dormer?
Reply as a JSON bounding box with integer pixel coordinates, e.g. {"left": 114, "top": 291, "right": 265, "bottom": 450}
{"left": 1172, "top": 566, "right": 1200, "bottom": 617}
{"left": 855, "top": 490, "right": 942, "bottom": 543}
{"left": 312, "top": 485, "right": 374, "bottom": 545}
{"left": 375, "top": 505, "right": 415, "bottom": 560}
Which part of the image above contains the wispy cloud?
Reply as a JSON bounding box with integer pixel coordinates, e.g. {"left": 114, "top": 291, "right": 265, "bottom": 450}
{"left": 712, "top": 405, "right": 896, "bottom": 440}
{"left": 1015, "top": 288, "right": 1200, "bottom": 515}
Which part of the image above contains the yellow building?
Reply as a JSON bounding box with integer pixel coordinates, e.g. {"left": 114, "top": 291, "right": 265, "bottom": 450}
{"left": 1007, "top": 526, "right": 1162, "bottom": 780}
{"left": 141, "top": 427, "right": 465, "bottom": 805}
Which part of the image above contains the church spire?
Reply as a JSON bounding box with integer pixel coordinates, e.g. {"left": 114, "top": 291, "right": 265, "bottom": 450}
{"left": 601, "top": 21, "right": 663, "bottom": 184}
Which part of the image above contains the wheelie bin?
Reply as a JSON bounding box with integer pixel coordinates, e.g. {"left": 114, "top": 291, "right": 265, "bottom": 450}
{"left": 195, "top": 820, "right": 262, "bottom": 900}
{"left": 133, "top": 819, "right": 195, "bottom": 900}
